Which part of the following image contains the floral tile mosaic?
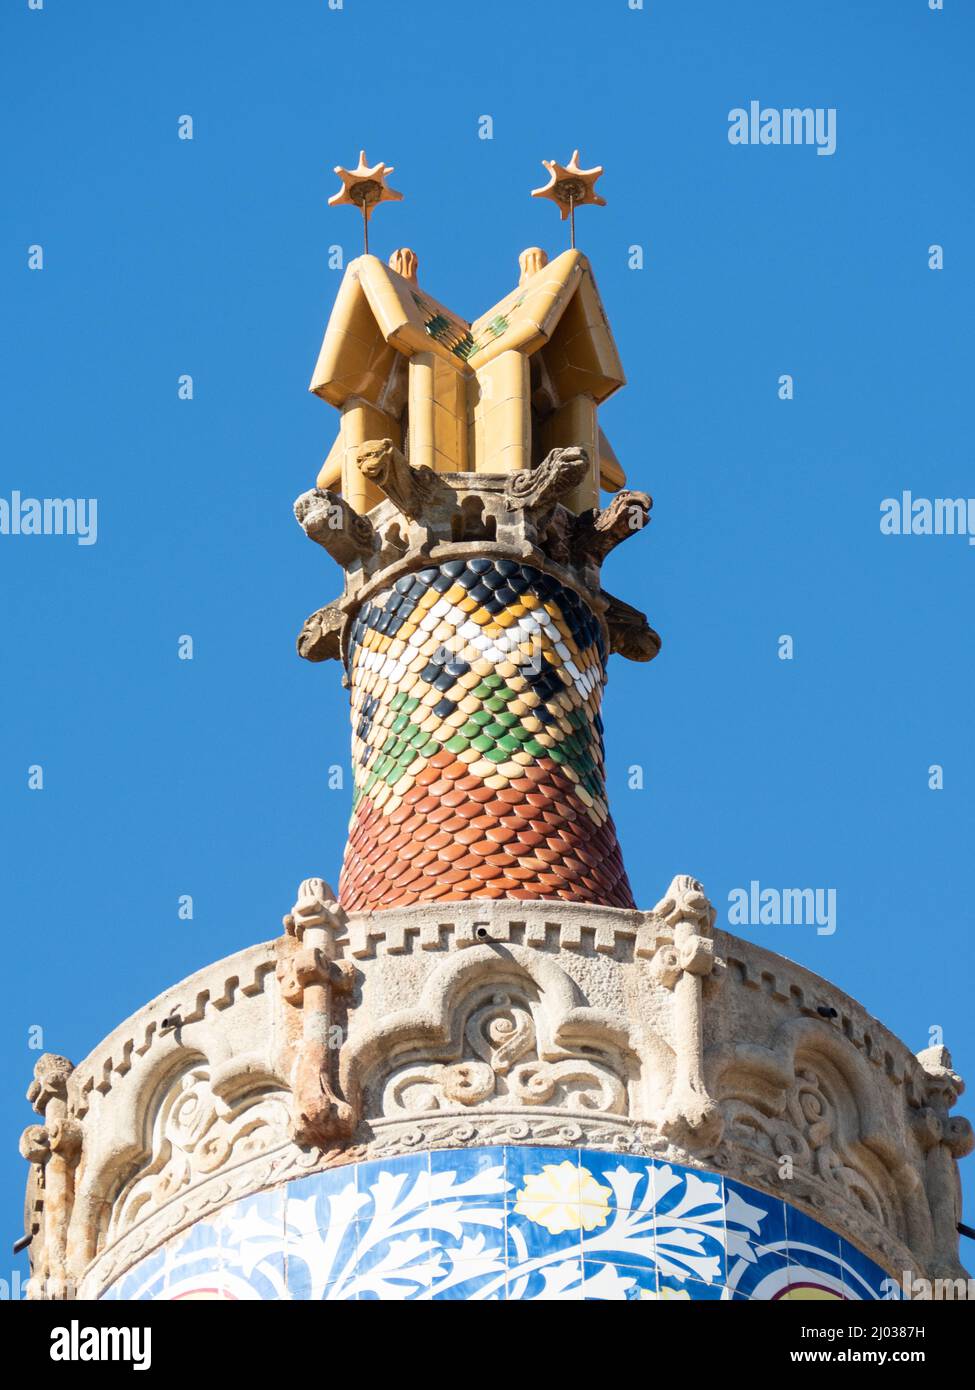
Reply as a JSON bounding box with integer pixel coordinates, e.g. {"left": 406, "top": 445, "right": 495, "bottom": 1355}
{"left": 103, "top": 1147, "right": 899, "bottom": 1301}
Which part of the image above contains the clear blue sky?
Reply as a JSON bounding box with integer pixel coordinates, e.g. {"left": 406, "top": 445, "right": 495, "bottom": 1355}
{"left": 2, "top": 0, "right": 973, "bottom": 1283}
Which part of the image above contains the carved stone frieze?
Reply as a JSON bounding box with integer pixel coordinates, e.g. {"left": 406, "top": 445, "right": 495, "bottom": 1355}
{"left": 340, "top": 942, "right": 639, "bottom": 1130}
{"left": 109, "top": 1065, "right": 292, "bottom": 1240}
{"left": 381, "top": 989, "right": 627, "bottom": 1118}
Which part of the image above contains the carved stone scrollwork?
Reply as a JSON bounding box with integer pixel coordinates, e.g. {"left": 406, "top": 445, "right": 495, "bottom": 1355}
{"left": 721, "top": 1067, "right": 888, "bottom": 1226}
{"left": 342, "top": 945, "right": 636, "bottom": 1132}
{"left": 294, "top": 488, "right": 376, "bottom": 568}
{"left": 25, "top": 874, "right": 972, "bottom": 1299}
{"left": 708, "top": 1012, "right": 933, "bottom": 1271}
{"left": 109, "top": 1065, "right": 292, "bottom": 1240}
{"left": 383, "top": 990, "right": 627, "bottom": 1117}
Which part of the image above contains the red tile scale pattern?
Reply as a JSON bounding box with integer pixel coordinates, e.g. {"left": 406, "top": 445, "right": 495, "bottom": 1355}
{"left": 338, "top": 558, "right": 635, "bottom": 911}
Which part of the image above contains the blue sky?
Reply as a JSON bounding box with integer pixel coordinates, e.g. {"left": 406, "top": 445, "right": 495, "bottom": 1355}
{"left": 2, "top": 0, "right": 973, "bottom": 1283}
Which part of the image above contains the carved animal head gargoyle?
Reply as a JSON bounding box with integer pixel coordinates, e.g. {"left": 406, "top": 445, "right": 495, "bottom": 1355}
{"left": 502, "top": 446, "right": 590, "bottom": 514}
{"left": 296, "top": 602, "right": 344, "bottom": 663}
{"left": 602, "top": 593, "right": 661, "bottom": 664}
{"left": 354, "top": 439, "right": 449, "bottom": 520}
{"left": 497, "top": 447, "right": 659, "bottom": 660}
{"left": 572, "top": 488, "right": 653, "bottom": 568}
{"left": 294, "top": 488, "right": 376, "bottom": 569}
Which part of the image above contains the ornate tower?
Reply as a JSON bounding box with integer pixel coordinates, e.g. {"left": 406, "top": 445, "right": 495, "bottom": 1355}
{"left": 296, "top": 236, "right": 655, "bottom": 913}
{"left": 20, "top": 160, "right": 971, "bottom": 1303}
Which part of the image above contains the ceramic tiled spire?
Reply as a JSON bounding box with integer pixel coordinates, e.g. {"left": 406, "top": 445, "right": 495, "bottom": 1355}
{"left": 296, "top": 245, "right": 660, "bottom": 911}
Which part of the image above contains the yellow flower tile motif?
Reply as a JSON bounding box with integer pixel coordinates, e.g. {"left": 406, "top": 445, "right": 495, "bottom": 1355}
{"left": 513, "top": 1162, "right": 612, "bottom": 1234}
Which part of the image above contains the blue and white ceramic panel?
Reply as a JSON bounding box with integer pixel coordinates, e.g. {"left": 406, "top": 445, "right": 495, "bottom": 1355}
{"left": 102, "top": 1147, "right": 900, "bottom": 1301}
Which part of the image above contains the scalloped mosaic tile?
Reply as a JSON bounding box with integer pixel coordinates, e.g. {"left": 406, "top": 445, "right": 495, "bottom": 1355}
{"left": 339, "top": 559, "right": 634, "bottom": 911}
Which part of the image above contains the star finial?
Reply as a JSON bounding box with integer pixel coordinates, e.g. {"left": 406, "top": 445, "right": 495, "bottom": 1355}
{"left": 328, "top": 150, "right": 403, "bottom": 254}
{"left": 531, "top": 150, "right": 606, "bottom": 248}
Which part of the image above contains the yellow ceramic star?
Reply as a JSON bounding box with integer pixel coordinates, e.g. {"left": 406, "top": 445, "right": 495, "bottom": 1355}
{"left": 531, "top": 150, "right": 606, "bottom": 220}
{"left": 328, "top": 151, "right": 403, "bottom": 251}
{"left": 329, "top": 150, "right": 403, "bottom": 215}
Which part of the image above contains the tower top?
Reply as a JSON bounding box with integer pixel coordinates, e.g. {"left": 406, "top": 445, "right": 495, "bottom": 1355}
{"left": 308, "top": 246, "right": 627, "bottom": 509}
{"left": 297, "top": 151, "right": 656, "bottom": 913}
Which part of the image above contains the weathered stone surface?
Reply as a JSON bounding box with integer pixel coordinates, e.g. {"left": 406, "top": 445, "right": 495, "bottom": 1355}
{"left": 571, "top": 488, "right": 652, "bottom": 566}
{"left": 603, "top": 591, "right": 661, "bottom": 662}
{"left": 296, "top": 602, "right": 344, "bottom": 662}
{"left": 502, "top": 446, "right": 589, "bottom": 512}
{"left": 354, "top": 438, "right": 446, "bottom": 519}
{"left": 294, "top": 488, "right": 376, "bottom": 569}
